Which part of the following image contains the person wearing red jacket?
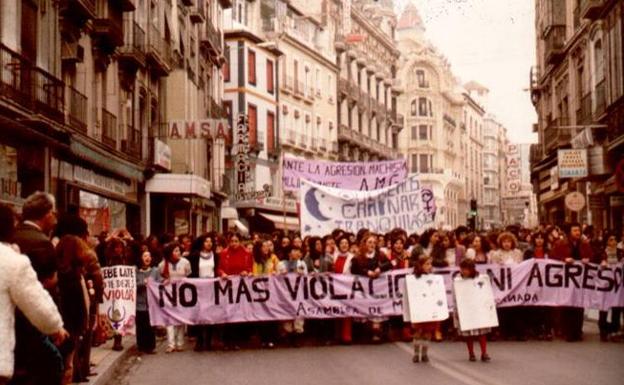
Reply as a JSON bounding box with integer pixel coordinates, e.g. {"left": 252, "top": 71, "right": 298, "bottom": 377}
{"left": 217, "top": 233, "right": 252, "bottom": 350}
{"left": 217, "top": 233, "right": 253, "bottom": 277}
{"left": 550, "top": 222, "right": 594, "bottom": 342}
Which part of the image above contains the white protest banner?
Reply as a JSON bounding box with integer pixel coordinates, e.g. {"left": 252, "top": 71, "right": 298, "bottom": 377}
{"left": 299, "top": 174, "right": 436, "bottom": 237}
{"left": 453, "top": 275, "right": 498, "bottom": 331}
{"left": 402, "top": 274, "right": 449, "bottom": 323}
{"left": 101, "top": 265, "right": 137, "bottom": 336}
{"left": 147, "top": 260, "right": 624, "bottom": 326}
{"left": 282, "top": 156, "right": 407, "bottom": 191}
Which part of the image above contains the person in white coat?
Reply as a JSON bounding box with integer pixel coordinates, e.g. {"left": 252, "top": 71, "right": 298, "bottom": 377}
{"left": 0, "top": 204, "right": 68, "bottom": 385}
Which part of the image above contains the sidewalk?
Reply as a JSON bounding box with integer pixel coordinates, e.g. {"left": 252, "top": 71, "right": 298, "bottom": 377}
{"left": 71, "top": 336, "right": 136, "bottom": 385}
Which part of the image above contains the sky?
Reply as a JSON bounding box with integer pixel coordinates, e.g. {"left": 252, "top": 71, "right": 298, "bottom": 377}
{"left": 395, "top": 0, "right": 538, "bottom": 144}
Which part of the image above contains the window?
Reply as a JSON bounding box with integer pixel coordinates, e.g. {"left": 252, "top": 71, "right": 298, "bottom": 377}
{"left": 223, "top": 45, "right": 230, "bottom": 82}
{"left": 419, "top": 125, "right": 428, "bottom": 140}
{"left": 248, "top": 50, "right": 256, "bottom": 85}
{"left": 416, "top": 69, "right": 428, "bottom": 88}
{"left": 266, "top": 59, "right": 274, "bottom": 94}
{"left": 418, "top": 97, "right": 432, "bottom": 117}
{"left": 411, "top": 126, "right": 418, "bottom": 139}
{"left": 411, "top": 100, "right": 417, "bottom": 116}
{"left": 411, "top": 154, "right": 418, "bottom": 173}
{"left": 248, "top": 104, "right": 257, "bottom": 146}
{"left": 419, "top": 154, "right": 430, "bottom": 173}
{"left": 267, "top": 111, "right": 275, "bottom": 152}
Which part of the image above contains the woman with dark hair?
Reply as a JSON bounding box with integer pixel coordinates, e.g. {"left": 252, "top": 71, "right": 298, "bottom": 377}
{"left": 351, "top": 232, "right": 391, "bottom": 343}
{"left": 524, "top": 232, "right": 553, "bottom": 340}
{"left": 276, "top": 236, "right": 291, "bottom": 261}
{"left": 188, "top": 235, "right": 218, "bottom": 351}
{"left": 218, "top": 233, "right": 252, "bottom": 350}
{"left": 55, "top": 235, "right": 91, "bottom": 384}
{"left": 419, "top": 229, "right": 440, "bottom": 257}
{"left": 465, "top": 234, "right": 491, "bottom": 264}
{"left": 158, "top": 242, "right": 191, "bottom": 353}
{"left": 304, "top": 236, "right": 332, "bottom": 274}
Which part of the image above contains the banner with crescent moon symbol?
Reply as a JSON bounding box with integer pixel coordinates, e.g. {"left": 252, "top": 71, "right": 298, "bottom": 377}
{"left": 300, "top": 174, "right": 436, "bottom": 237}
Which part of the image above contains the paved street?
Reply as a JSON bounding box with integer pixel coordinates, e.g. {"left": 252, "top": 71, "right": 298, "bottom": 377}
{"left": 113, "top": 323, "right": 623, "bottom": 385}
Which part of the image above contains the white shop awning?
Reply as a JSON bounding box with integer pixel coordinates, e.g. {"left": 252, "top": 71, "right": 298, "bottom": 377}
{"left": 259, "top": 212, "right": 299, "bottom": 231}
{"left": 145, "top": 174, "right": 211, "bottom": 199}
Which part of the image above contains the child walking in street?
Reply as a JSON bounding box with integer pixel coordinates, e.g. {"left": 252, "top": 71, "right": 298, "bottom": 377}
{"left": 411, "top": 255, "right": 438, "bottom": 363}
{"left": 158, "top": 242, "right": 191, "bottom": 353}
{"left": 454, "top": 258, "right": 491, "bottom": 362}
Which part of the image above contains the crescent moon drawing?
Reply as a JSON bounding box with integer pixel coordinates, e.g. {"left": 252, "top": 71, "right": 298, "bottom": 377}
{"left": 305, "top": 188, "right": 331, "bottom": 222}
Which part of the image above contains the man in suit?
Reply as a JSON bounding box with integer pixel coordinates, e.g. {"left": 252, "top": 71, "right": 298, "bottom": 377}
{"left": 10, "top": 192, "right": 63, "bottom": 385}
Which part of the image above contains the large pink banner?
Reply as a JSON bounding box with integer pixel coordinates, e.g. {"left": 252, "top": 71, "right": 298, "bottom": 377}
{"left": 282, "top": 156, "right": 408, "bottom": 191}
{"left": 147, "top": 260, "right": 624, "bottom": 326}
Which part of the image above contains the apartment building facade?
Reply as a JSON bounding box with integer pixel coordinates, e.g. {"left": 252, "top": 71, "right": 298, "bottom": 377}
{"left": 396, "top": 4, "right": 464, "bottom": 229}
{"left": 530, "top": 0, "right": 624, "bottom": 231}
{"left": 0, "top": 0, "right": 229, "bottom": 237}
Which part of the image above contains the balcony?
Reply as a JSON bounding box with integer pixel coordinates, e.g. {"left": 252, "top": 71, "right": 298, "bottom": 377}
{"left": 286, "top": 129, "right": 297, "bottom": 145}
{"left": 544, "top": 25, "right": 566, "bottom": 65}
{"left": 147, "top": 24, "right": 172, "bottom": 76}
{"left": 319, "top": 138, "right": 327, "bottom": 151}
{"left": 594, "top": 79, "right": 606, "bottom": 117}
{"left": 310, "top": 137, "right": 318, "bottom": 151}
{"left": 530, "top": 143, "right": 544, "bottom": 166}
{"left": 299, "top": 134, "right": 308, "bottom": 148}
{"left": 281, "top": 76, "right": 294, "bottom": 94}
{"left": 0, "top": 44, "right": 65, "bottom": 124}
{"left": 544, "top": 117, "right": 571, "bottom": 154}
{"left": 580, "top": 0, "right": 605, "bottom": 20}
{"left": 577, "top": 93, "right": 592, "bottom": 125}
{"left": 93, "top": 1, "right": 124, "bottom": 52}
{"left": 338, "top": 78, "right": 349, "bottom": 97}
{"left": 121, "top": 126, "right": 141, "bottom": 159}
{"left": 208, "top": 96, "right": 227, "bottom": 119}
{"left": 201, "top": 18, "right": 223, "bottom": 58}
{"left": 118, "top": 18, "right": 146, "bottom": 70}
{"left": 190, "top": 0, "right": 206, "bottom": 24}
{"left": 67, "top": 86, "right": 87, "bottom": 133}
{"left": 59, "top": 0, "right": 96, "bottom": 21}
{"left": 101, "top": 109, "right": 117, "bottom": 149}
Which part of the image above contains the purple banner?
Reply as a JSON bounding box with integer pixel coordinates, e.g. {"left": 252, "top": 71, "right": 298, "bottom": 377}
{"left": 147, "top": 260, "right": 624, "bottom": 326}
{"left": 282, "top": 156, "right": 408, "bottom": 191}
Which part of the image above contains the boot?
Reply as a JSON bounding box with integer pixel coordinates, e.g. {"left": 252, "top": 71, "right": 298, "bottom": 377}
{"left": 112, "top": 334, "right": 123, "bottom": 351}
{"left": 421, "top": 345, "right": 429, "bottom": 363}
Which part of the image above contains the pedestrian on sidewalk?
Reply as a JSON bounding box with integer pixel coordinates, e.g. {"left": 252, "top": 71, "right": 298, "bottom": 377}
{"left": 11, "top": 192, "right": 68, "bottom": 385}
{"left": 159, "top": 242, "right": 191, "bottom": 353}
{"left": 454, "top": 258, "right": 491, "bottom": 362}
{"left": 410, "top": 255, "right": 438, "bottom": 363}
{"left": 0, "top": 203, "right": 69, "bottom": 385}
{"left": 136, "top": 250, "right": 159, "bottom": 353}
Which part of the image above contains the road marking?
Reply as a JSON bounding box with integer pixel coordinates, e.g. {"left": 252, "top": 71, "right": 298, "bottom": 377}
{"left": 394, "top": 342, "right": 505, "bottom": 385}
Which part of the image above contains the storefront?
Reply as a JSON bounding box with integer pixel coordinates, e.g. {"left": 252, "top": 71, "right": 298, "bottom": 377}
{"left": 0, "top": 140, "right": 47, "bottom": 212}
{"left": 51, "top": 157, "right": 141, "bottom": 237}
{"left": 145, "top": 173, "right": 219, "bottom": 237}
{"left": 235, "top": 196, "right": 299, "bottom": 234}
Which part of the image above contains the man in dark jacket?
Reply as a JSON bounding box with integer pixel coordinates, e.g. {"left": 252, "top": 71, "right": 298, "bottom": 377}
{"left": 551, "top": 222, "right": 594, "bottom": 342}
{"left": 10, "top": 192, "right": 62, "bottom": 385}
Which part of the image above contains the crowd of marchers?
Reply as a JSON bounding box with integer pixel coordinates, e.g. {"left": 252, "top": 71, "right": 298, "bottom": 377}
{"left": 1, "top": 192, "right": 624, "bottom": 384}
